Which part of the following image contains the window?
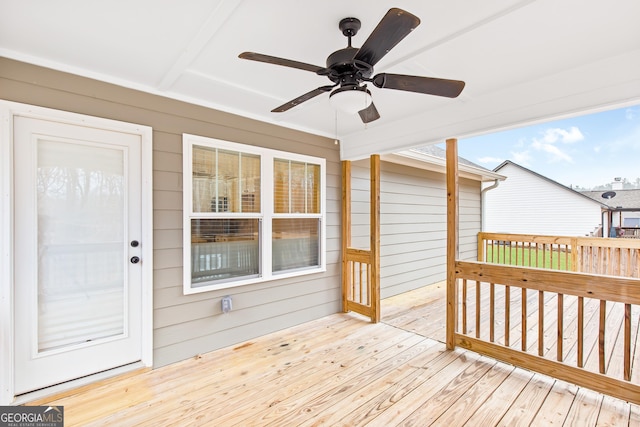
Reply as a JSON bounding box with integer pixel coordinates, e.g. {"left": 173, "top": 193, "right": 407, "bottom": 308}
{"left": 183, "top": 134, "right": 326, "bottom": 293}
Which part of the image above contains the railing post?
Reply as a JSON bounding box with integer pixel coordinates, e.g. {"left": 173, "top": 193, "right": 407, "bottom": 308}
{"left": 341, "top": 160, "right": 351, "bottom": 313}
{"left": 571, "top": 237, "right": 579, "bottom": 272}
{"left": 478, "top": 232, "right": 485, "bottom": 262}
{"left": 370, "top": 154, "right": 381, "bottom": 323}
{"left": 446, "top": 139, "right": 459, "bottom": 350}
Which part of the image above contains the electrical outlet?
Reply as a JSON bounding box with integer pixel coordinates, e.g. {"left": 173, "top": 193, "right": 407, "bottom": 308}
{"left": 221, "top": 296, "right": 233, "bottom": 314}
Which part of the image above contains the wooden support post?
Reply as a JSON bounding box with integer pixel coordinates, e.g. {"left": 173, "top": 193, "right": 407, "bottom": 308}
{"left": 477, "top": 232, "right": 485, "bottom": 262}
{"left": 446, "top": 139, "right": 459, "bottom": 350}
{"left": 341, "top": 160, "right": 351, "bottom": 313}
{"left": 370, "top": 154, "right": 381, "bottom": 323}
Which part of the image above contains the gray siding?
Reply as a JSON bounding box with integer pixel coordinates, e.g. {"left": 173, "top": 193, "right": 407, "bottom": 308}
{"left": 1, "top": 58, "right": 342, "bottom": 368}
{"left": 351, "top": 160, "right": 481, "bottom": 299}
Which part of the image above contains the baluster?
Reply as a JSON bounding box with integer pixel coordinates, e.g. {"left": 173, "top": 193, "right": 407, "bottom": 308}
{"left": 599, "top": 300, "right": 606, "bottom": 374}
{"left": 505, "top": 285, "right": 511, "bottom": 347}
{"left": 359, "top": 261, "right": 364, "bottom": 304}
{"left": 490, "top": 283, "right": 495, "bottom": 342}
{"left": 617, "top": 247, "right": 622, "bottom": 276}
{"left": 557, "top": 293, "right": 564, "bottom": 361}
{"left": 538, "top": 290, "right": 544, "bottom": 356}
{"left": 462, "top": 278, "right": 468, "bottom": 334}
{"left": 522, "top": 288, "right": 527, "bottom": 351}
{"left": 365, "top": 263, "right": 373, "bottom": 307}
{"left": 578, "top": 296, "right": 584, "bottom": 368}
{"left": 351, "top": 261, "right": 360, "bottom": 302}
{"left": 476, "top": 280, "right": 481, "bottom": 338}
{"left": 624, "top": 303, "right": 631, "bottom": 381}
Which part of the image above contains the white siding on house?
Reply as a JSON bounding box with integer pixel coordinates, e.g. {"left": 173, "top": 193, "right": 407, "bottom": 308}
{"left": 352, "top": 160, "right": 481, "bottom": 299}
{"left": 484, "top": 162, "right": 602, "bottom": 236}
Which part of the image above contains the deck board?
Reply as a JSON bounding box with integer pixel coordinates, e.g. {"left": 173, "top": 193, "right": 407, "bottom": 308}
{"left": 28, "top": 282, "right": 639, "bottom": 426}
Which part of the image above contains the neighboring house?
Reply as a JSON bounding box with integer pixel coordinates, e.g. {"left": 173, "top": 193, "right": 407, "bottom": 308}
{"left": 484, "top": 161, "right": 606, "bottom": 236}
{"left": 350, "top": 146, "right": 502, "bottom": 298}
{"left": 582, "top": 186, "right": 640, "bottom": 238}
{"left": 0, "top": 59, "right": 503, "bottom": 402}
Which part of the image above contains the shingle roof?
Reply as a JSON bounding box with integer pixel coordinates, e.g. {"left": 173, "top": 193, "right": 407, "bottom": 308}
{"left": 412, "top": 145, "right": 486, "bottom": 169}
{"left": 581, "top": 189, "right": 640, "bottom": 210}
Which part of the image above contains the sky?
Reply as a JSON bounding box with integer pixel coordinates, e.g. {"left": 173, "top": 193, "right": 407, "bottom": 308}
{"left": 448, "top": 104, "right": 640, "bottom": 189}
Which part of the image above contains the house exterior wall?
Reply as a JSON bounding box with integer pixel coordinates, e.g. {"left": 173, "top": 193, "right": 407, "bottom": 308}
{"left": 484, "top": 162, "right": 602, "bottom": 236}
{"left": 0, "top": 58, "right": 342, "bottom": 368}
{"left": 351, "top": 159, "right": 481, "bottom": 299}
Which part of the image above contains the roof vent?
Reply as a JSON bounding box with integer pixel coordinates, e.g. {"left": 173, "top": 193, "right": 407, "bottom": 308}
{"left": 602, "top": 191, "right": 617, "bottom": 199}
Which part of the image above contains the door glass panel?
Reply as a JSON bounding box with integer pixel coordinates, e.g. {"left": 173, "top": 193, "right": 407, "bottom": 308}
{"left": 37, "top": 139, "right": 126, "bottom": 352}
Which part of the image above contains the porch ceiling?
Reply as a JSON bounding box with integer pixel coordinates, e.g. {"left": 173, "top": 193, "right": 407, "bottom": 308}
{"left": 1, "top": 0, "right": 639, "bottom": 160}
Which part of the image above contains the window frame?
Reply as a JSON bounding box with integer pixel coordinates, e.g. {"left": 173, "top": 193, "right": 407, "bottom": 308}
{"left": 183, "top": 134, "right": 326, "bottom": 294}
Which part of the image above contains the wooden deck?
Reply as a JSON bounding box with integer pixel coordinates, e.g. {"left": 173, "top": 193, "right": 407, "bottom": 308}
{"left": 30, "top": 283, "right": 640, "bottom": 426}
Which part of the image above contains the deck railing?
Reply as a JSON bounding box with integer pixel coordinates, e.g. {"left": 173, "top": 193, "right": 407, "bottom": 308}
{"left": 455, "top": 232, "right": 640, "bottom": 403}
{"left": 343, "top": 248, "right": 377, "bottom": 319}
{"left": 478, "top": 232, "right": 640, "bottom": 278}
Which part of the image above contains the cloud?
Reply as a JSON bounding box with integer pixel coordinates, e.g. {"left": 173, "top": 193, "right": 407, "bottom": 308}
{"left": 540, "top": 126, "right": 584, "bottom": 144}
{"left": 534, "top": 142, "right": 573, "bottom": 163}
{"left": 528, "top": 126, "right": 582, "bottom": 163}
{"left": 477, "top": 156, "right": 503, "bottom": 164}
{"left": 510, "top": 150, "right": 532, "bottom": 167}
{"left": 513, "top": 137, "right": 527, "bottom": 148}
{"left": 626, "top": 108, "right": 639, "bottom": 120}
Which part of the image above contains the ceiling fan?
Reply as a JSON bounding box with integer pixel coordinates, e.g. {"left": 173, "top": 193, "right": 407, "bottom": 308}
{"left": 239, "top": 8, "right": 465, "bottom": 124}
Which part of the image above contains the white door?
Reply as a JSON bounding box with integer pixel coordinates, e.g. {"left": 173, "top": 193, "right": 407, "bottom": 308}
{"left": 13, "top": 115, "right": 144, "bottom": 395}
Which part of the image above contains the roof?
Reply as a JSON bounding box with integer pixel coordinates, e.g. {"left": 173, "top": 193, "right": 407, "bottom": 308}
{"left": 493, "top": 160, "right": 608, "bottom": 207}
{"left": 411, "top": 145, "right": 484, "bottom": 169}
{"left": 581, "top": 189, "right": 640, "bottom": 210}
{"left": 1, "top": 2, "right": 639, "bottom": 161}
{"left": 382, "top": 144, "right": 505, "bottom": 182}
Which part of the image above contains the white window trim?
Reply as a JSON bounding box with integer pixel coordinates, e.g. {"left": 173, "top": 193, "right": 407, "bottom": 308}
{"left": 183, "top": 133, "right": 326, "bottom": 294}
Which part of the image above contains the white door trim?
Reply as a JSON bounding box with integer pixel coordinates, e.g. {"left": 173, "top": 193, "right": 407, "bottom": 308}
{"left": 0, "top": 101, "right": 153, "bottom": 404}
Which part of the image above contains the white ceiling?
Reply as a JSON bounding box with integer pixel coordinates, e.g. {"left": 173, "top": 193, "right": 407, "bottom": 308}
{"left": 1, "top": 0, "right": 639, "bottom": 159}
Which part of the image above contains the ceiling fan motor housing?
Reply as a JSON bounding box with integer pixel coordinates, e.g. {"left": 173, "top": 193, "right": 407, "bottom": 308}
{"left": 323, "top": 47, "right": 373, "bottom": 86}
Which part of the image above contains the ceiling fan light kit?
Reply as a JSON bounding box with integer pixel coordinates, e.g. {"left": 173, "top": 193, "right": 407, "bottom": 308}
{"left": 239, "top": 8, "right": 465, "bottom": 123}
{"left": 329, "top": 85, "right": 373, "bottom": 114}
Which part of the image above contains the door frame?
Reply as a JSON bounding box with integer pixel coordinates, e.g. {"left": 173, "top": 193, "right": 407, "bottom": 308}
{"left": 0, "top": 101, "right": 154, "bottom": 404}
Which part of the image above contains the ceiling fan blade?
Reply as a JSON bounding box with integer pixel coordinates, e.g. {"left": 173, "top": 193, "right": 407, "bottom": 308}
{"left": 239, "top": 52, "right": 324, "bottom": 73}
{"left": 358, "top": 103, "right": 380, "bottom": 123}
{"left": 372, "top": 73, "right": 465, "bottom": 98}
{"left": 354, "top": 8, "right": 420, "bottom": 67}
{"left": 271, "top": 85, "right": 334, "bottom": 113}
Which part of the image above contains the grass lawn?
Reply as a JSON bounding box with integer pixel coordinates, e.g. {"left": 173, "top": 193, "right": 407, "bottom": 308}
{"left": 484, "top": 244, "right": 572, "bottom": 271}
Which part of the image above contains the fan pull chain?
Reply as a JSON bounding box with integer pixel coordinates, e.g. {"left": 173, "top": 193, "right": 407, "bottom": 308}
{"left": 334, "top": 110, "right": 339, "bottom": 145}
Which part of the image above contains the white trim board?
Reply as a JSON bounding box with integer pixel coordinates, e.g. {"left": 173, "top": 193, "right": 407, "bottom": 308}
{"left": 0, "top": 101, "right": 154, "bottom": 404}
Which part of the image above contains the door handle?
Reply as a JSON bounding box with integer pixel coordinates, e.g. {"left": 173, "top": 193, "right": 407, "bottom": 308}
{"left": 131, "top": 240, "right": 139, "bottom": 247}
{"left": 130, "top": 256, "right": 140, "bottom": 264}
